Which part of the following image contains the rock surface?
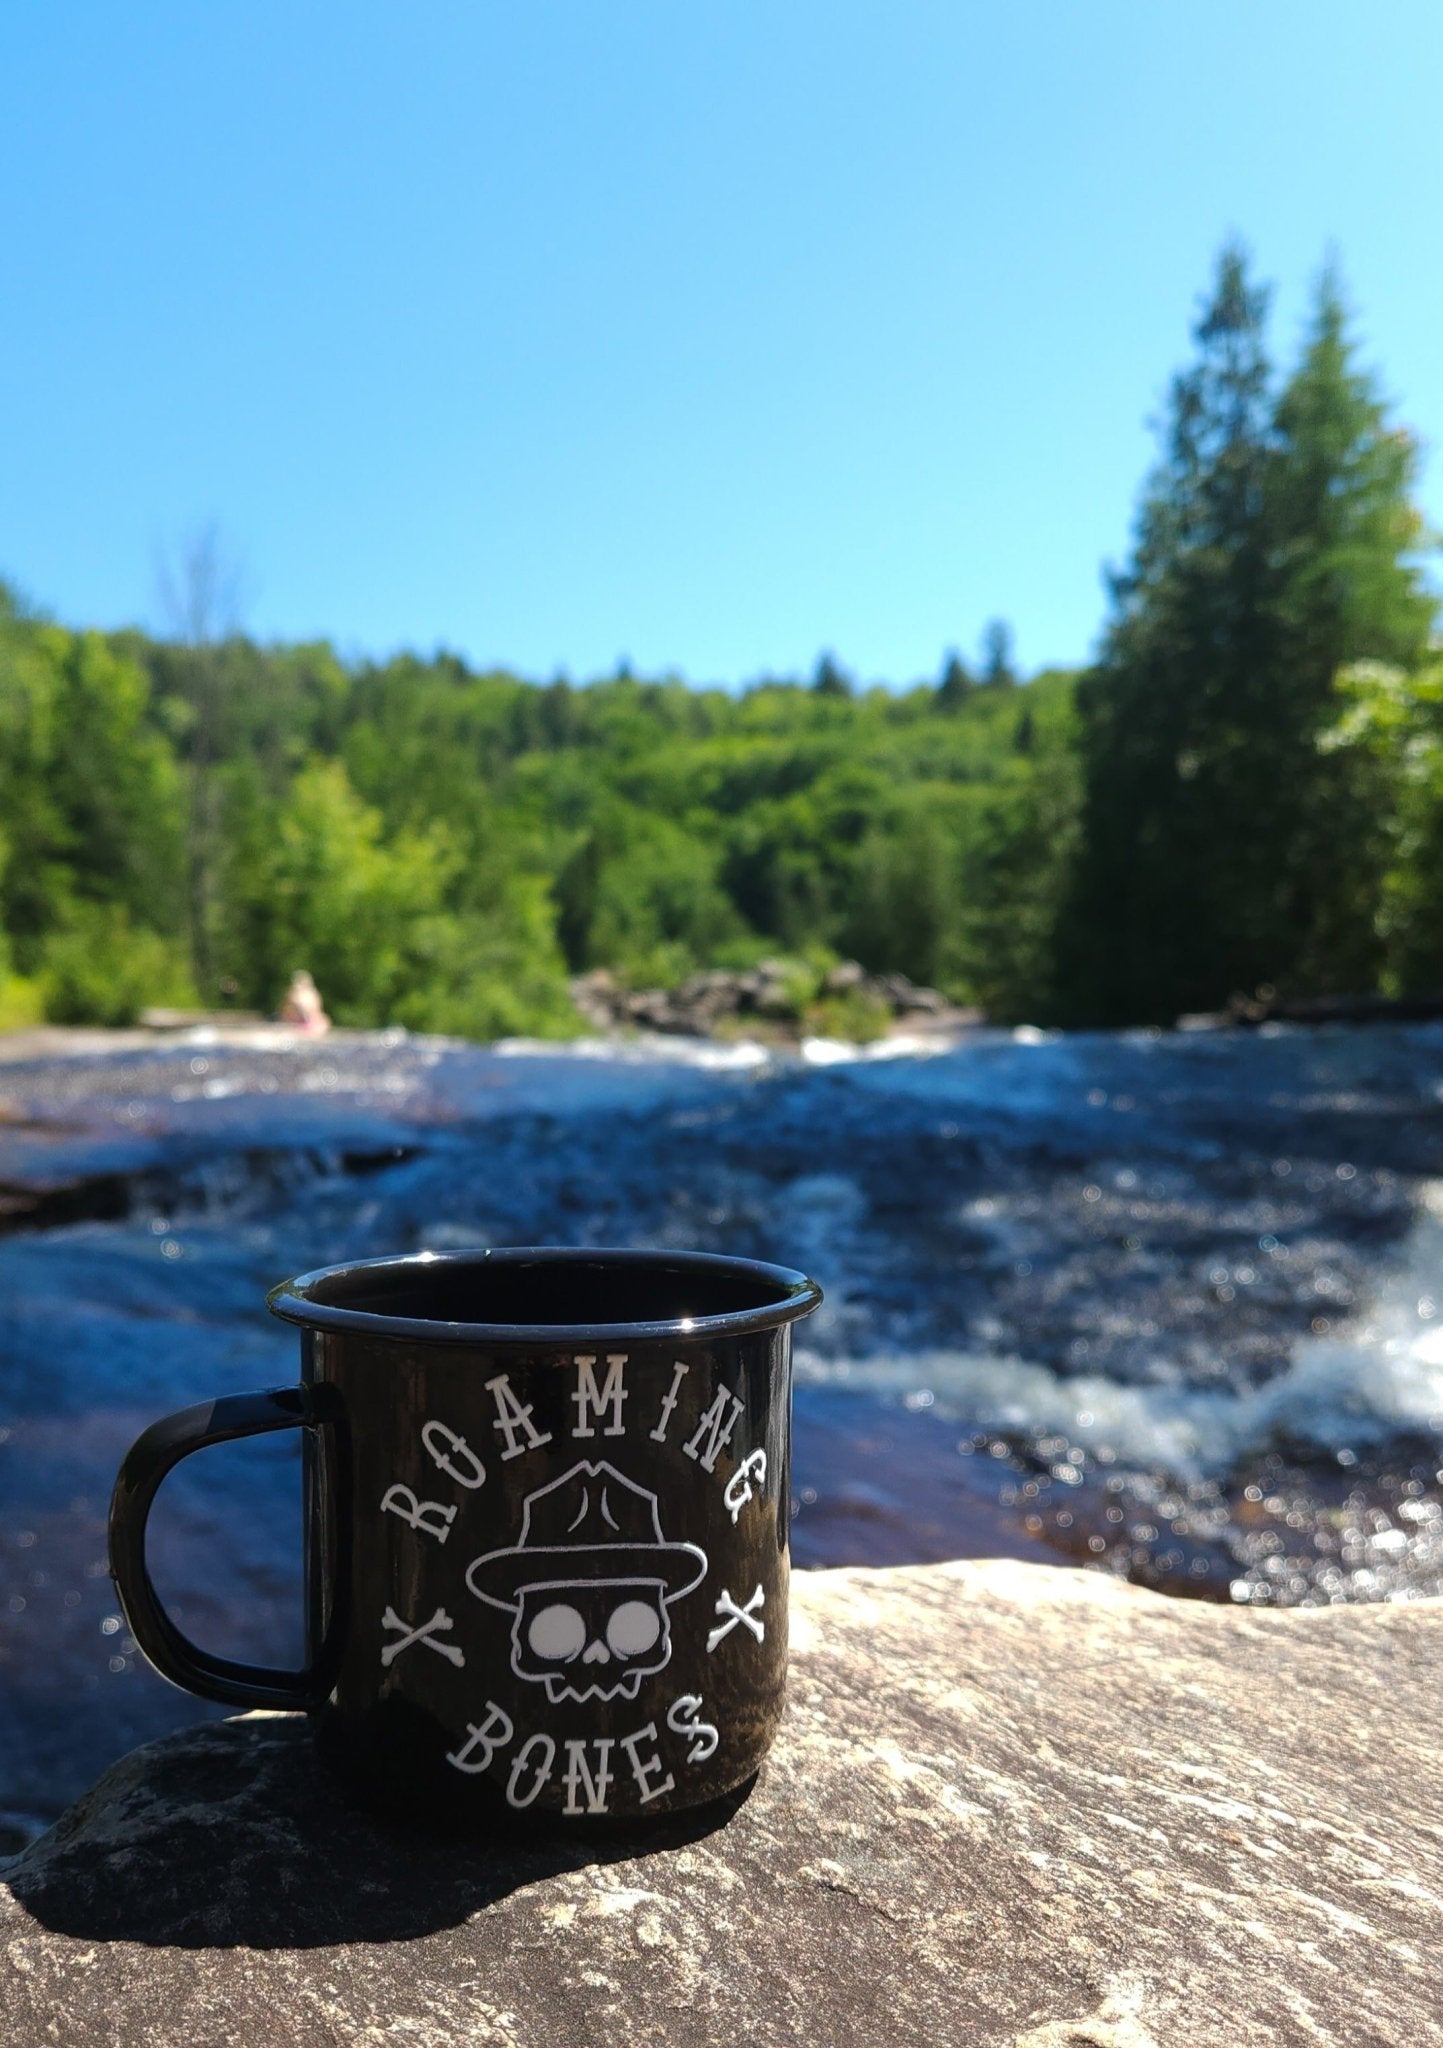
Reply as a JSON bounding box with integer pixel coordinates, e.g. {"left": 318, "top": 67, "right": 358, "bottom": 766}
{"left": 2, "top": 1559, "right": 1441, "bottom": 2047}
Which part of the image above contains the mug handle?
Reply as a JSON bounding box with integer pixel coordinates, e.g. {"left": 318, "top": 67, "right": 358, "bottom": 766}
{"left": 109, "top": 1384, "right": 330, "bottom": 1711}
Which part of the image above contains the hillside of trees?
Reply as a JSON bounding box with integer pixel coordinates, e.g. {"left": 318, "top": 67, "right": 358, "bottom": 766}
{"left": 1, "top": 245, "right": 1439, "bottom": 1040}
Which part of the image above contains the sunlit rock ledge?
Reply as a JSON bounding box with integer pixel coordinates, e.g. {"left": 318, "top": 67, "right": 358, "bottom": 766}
{"left": 2, "top": 1560, "right": 1440, "bottom": 2047}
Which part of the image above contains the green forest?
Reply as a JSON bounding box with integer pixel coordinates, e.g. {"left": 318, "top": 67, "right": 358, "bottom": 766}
{"left": 1, "top": 245, "right": 1439, "bottom": 1041}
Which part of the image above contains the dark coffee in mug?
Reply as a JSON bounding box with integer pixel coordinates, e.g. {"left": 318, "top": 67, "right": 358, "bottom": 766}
{"left": 109, "top": 1247, "right": 822, "bottom": 1823}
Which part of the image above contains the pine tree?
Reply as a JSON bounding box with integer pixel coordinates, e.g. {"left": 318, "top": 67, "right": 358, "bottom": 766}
{"left": 1267, "top": 263, "right": 1435, "bottom": 990}
{"left": 980, "top": 619, "right": 1016, "bottom": 688}
{"left": 1061, "top": 243, "right": 1280, "bottom": 1024}
{"left": 936, "top": 650, "right": 973, "bottom": 709}
{"left": 811, "top": 652, "right": 852, "bottom": 698}
{"left": 1059, "top": 248, "right": 1436, "bottom": 1026}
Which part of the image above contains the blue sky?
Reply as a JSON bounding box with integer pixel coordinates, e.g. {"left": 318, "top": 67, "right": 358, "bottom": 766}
{"left": 3, "top": 2, "right": 1439, "bottom": 685}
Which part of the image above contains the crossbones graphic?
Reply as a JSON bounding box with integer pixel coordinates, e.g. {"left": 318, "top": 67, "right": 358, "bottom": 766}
{"left": 380, "top": 1604, "right": 466, "bottom": 1668}
{"left": 707, "top": 1583, "right": 765, "bottom": 1652}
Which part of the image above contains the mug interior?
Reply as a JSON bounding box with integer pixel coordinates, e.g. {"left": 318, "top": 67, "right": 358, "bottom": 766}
{"left": 268, "top": 1247, "right": 821, "bottom": 1342}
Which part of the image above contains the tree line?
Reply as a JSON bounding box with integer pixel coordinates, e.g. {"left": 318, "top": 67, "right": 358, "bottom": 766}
{"left": 0, "top": 243, "right": 1437, "bottom": 1040}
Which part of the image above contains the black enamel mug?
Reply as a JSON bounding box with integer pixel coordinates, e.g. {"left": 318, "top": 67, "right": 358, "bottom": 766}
{"left": 109, "top": 1247, "right": 822, "bottom": 1823}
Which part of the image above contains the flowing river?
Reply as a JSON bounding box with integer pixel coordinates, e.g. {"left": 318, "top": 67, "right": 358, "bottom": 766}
{"left": 3, "top": 1020, "right": 1442, "bottom": 1840}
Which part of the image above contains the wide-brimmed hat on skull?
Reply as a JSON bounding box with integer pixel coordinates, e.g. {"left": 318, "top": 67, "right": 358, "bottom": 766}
{"left": 466, "top": 1459, "right": 708, "bottom": 1611}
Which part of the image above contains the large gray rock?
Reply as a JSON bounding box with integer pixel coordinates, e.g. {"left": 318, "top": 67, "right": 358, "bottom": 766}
{"left": 2, "top": 1560, "right": 1441, "bottom": 2046}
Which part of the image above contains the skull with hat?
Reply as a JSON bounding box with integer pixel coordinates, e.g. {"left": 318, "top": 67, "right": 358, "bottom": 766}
{"left": 466, "top": 1459, "right": 708, "bottom": 1703}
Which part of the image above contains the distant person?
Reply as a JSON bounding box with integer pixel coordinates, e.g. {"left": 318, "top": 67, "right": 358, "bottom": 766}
{"left": 277, "top": 969, "right": 331, "bottom": 1036}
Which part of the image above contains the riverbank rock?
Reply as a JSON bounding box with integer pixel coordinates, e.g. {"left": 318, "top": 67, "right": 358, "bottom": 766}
{"left": 569, "top": 960, "right": 979, "bottom": 1039}
{"left": 2, "top": 1559, "right": 1440, "bottom": 2046}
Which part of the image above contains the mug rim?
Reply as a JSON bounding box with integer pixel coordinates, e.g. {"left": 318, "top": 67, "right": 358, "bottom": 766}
{"left": 267, "top": 1244, "right": 823, "bottom": 1346}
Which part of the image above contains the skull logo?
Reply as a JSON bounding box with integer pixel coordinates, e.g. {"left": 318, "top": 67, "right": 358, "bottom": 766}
{"left": 465, "top": 1460, "right": 708, "bottom": 1704}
